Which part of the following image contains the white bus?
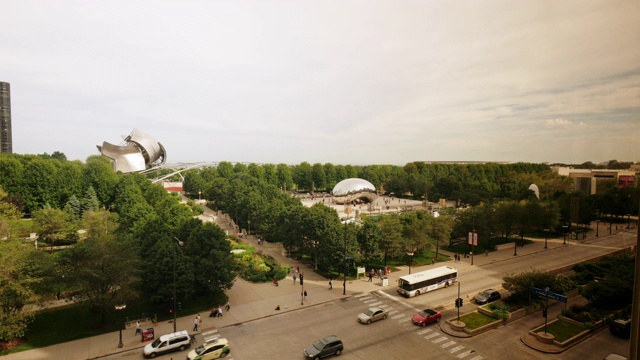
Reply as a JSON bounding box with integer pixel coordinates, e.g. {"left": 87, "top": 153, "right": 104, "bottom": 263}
{"left": 397, "top": 266, "right": 457, "bottom": 297}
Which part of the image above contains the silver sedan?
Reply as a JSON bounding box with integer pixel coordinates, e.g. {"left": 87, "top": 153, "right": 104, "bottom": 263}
{"left": 357, "top": 307, "right": 388, "bottom": 324}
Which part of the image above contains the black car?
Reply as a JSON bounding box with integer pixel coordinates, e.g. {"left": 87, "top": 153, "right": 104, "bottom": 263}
{"left": 474, "top": 289, "right": 501, "bottom": 305}
{"left": 303, "top": 335, "right": 343, "bottom": 359}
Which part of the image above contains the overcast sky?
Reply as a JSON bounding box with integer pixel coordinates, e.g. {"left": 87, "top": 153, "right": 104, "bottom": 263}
{"left": 2, "top": 1, "right": 639, "bottom": 166}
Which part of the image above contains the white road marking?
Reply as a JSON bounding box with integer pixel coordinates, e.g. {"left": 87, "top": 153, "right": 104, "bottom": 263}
{"left": 432, "top": 336, "right": 448, "bottom": 344}
{"left": 441, "top": 340, "right": 457, "bottom": 348}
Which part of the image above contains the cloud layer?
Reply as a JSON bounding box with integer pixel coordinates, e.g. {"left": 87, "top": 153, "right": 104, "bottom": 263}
{"left": 2, "top": 1, "right": 639, "bottom": 165}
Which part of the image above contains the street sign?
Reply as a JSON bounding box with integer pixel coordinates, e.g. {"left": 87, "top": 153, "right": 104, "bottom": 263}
{"left": 530, "top": 287, "right": 567, "bottom": 303}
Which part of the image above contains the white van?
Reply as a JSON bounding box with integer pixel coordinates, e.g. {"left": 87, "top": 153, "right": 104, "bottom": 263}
{"left": 143, "top": 330, "right": 191, "bottom": 358}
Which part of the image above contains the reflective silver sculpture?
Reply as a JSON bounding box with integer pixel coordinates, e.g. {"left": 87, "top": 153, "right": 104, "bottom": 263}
{"left": 97, "top": 129, "right": 166, "bottom": 173}
{"left": 332, "top": 178, "right": 377, "bottom": 204}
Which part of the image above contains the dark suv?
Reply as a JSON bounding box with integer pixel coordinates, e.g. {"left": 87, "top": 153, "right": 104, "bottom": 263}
{"left": 474, "top": 289, "right": 501, "bottom": 305}
{"left": 303, "top": 335, "right": 343, "bottom": 359}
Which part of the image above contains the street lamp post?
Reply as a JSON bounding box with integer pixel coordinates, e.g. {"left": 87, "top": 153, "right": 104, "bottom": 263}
{"left": 562, "top": 224, "right": 568, "bottom": 245}
{"left": 343, "top": 222, "right": 347, "bottom": 295}
{"left": 172, "top": 237, "right": 184, "bottom": 333}
{"left": 407, "top": 251, "right": 414, "bottom": 274}
{"left": 544, "top": 229, "right": 549, "bottom": 249}
{"left": 596, "top": 218, "right": 599, "bottom": 237}
{"left": 115, "top": 304, "right": 126, "bottom": 348}
{"left": 513, "top": 240, "right": 517, "bottom": 256}
{"left": 544, "top": 287, "right": 550, "bottom": 334}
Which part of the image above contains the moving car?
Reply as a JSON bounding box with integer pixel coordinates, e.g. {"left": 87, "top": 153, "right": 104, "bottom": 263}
{"left": 303, "top": 335, "right": 344, "bottom": 359}
{"left": 474, "top": 289, "right": 501, "bottom": 305}
{"left": 143, "top": 330, "right": 191, "bottom": 358}
{"left": 357, "top": 307, "right": 388, "bottom": 324}
{"left": 411, "top": 308, "right": 442, "bottom": 326}
{"left": 187, "top": 337, "right": 230, "bottom": 359}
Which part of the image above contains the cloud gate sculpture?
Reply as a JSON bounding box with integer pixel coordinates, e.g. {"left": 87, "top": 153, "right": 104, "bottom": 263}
{"left": 97, "top": 129, "right": 167, "bottom": 173}
{"left": 332, "top": 178, "right": 377, "bottom": 204}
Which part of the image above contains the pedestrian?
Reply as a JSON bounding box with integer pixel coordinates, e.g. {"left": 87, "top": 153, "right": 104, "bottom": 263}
{"left": 368, "top": 271, "right": 373, "bottom": 282}
{"left": 485, "top": 249, "right": 489, "bottom": 256}
{"left": 431, "top": 258, "right": 435, "bottom": 265}
{"left": 225, "top": 302, "right": 231, "bottom": 311}
{"left": 218, "top": 306, "right": 223, "bottom": 318}
{"left": 304, "top": 290, "right": 308, "bottom": 300}
{"left": 193, "top": 316, "right": 199, "bottom": 332}
{"left": 293, "top": 274, "right": 297, "bottom": 284}
{"left": 296, "top": 264, "right": 300, "bottom": 273}
{"left": 328, "top": 279, "right": 333, "bottom": 290}
{"left": 135, "top": 320, "right": 142, "bottom": 336}
{"left": 275, "top": 304, "right": 280, "bottom": 311}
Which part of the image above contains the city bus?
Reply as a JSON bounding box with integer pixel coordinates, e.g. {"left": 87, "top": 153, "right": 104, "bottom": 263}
{"left": 397, "top": 266, "right": 457, "bottom": 297}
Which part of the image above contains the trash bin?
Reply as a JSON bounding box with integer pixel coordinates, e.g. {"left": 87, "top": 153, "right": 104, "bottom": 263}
{"left": 381, "top": 277, "right": 389, "bottom": 287}
{"left": 141, "top": 328, "right": 155, "bottom": 342}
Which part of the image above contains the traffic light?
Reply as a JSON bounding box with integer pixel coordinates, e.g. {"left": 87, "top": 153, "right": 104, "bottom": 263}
{"left": 178, "top": 302, "right": 182, "bottom": 311}
{"left": 300, "top": 274, "right": 304, "bottom": 285}
{"left": 542, "top": 308, "right": 547, "bottom": 318}
{"left": 455, "top": 298, "right": 463, "bottom": 308}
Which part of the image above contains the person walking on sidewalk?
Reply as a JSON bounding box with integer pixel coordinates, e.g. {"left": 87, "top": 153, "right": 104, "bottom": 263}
{"left": 328, "top": 279, "right": 333, "bottom": 290}
{"left": 193, "top": 316, "right": 199, "bottom": 332}
{"left": 293, "top": 274, "right": 297, "bottom": 284}
{"left": 135, "top": 320, "right": 142, "bottom": 336}
{"left": 368, "top": 271, "right": 373, "bottom": 282}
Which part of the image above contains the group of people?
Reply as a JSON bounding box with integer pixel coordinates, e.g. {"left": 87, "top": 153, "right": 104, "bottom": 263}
{"left": 209, "top": 303, "right": 231, "bottom": 318}
{"left": 367, "top": 268, "right": 388, "bottom": 282}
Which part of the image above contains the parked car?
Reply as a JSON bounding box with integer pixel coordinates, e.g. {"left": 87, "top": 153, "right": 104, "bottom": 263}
{"left": 357, "top": 307, "right": 388, "bottom": 324}
{"left": 187, "top": 337, "right": 230, "bottom": 360}
{"left": 303, "top": 335, "right": 344, "bottom": 359}
{"left": 474, "top": 289, "right": 501, "bottom": 305}
{"left": 411, "top": 309, "right": 442, "bottom": 326}
{"left": 143, "top": 330, "right": 191, "bottom": 358}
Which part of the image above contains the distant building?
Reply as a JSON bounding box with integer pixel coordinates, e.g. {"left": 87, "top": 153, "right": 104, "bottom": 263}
{"left": 0, "top": 82, "right": 12, "bottom": 154}
{"left": 552, "top": 167, "right": 637, "bottom": 195}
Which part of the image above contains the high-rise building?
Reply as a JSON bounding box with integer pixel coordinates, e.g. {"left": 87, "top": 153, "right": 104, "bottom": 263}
{"left": 0, "top": 82, "right": 12, "bottom": 154}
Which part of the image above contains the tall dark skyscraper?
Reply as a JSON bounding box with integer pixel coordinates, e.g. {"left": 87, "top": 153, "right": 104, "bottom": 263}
{"left": 0, "top": 82, "right": 12, "bottom": 154}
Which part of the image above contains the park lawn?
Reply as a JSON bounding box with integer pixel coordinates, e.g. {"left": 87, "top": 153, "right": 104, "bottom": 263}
{"left": 458, "top": 311, "right": 499, "bottom": 330}
{"left": 535, "top": 319, "right": 585, "bottom": 343}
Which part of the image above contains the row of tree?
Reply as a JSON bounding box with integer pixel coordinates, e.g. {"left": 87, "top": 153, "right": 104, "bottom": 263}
{"left": 0, "top": 155, "right": 238, "bottom": 341}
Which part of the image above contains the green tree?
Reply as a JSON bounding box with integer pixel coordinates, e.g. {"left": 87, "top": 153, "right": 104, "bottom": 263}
{"left": 293, "top": 162, "right": 313, "bottom": 191}
{"left": 61, "top": 233, "right": 141, "bottom": 325}
{"left": 32, "top": 206, "right": 77, "bottom": 246}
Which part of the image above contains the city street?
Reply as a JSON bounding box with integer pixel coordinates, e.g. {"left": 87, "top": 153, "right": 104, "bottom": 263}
{"left": 4, "top": 222, "right": 635, "bottom": 360}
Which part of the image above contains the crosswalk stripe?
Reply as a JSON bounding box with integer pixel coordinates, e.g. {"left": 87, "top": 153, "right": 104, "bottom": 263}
{"left": 469, "top": 356, "right": 483, "bottom": 360}
{"left": 388, "top": 310, "right": 399, "bottom": 315}
{"left": 363, "top": 299, "right": 378, "bottom": 303}
{"left": 367, "top": 301, "right": 383, "bottom": 306}
{"left": 416, "top": 328, "right": 432, "bottom": 335}
{"left": 391, "top": 314, "right": 405, "bottom": 320}
{"left": 354, "top": 293, "right": 369, "bottom": 298}
{"left": 457, "top": 350, "right": 476, "bottom": 358}
{"left": 450, "top": 345, "right": 465, "bottom": 353}
{"left": 432, "top": 336, "right": 447, "bottom": 344}
{"left": 424, "top": 332, "right": 439, "bottom": 340}
{"left": 201, "top": 329, "right": 219, "bottom": 336}
{"left": 441, "top": 340, "right": 456, "bottom": 348}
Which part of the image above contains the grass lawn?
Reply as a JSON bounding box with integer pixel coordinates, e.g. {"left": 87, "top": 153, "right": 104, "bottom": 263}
{"left": 535, "top": 319, "right": 585, "bottom": 343}
{"left": 458, "top": 311, "right": 500, "bottom": 330}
